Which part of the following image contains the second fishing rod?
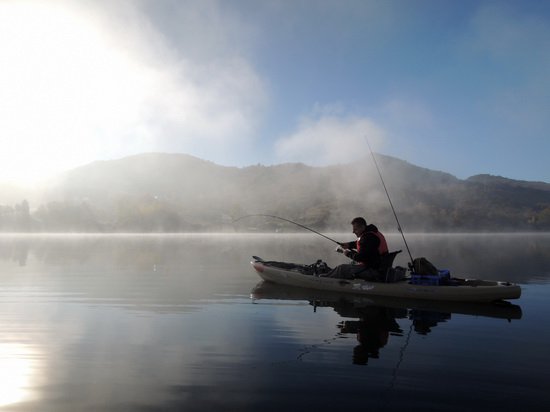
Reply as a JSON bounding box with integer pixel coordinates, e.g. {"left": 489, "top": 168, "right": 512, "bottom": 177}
{"left": 365, "top": 138, "right": 414, "bottom": 265}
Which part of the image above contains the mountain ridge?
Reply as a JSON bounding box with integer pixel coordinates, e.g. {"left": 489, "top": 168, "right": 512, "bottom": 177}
{"left": 1, "top": 152, "right": 549, "bottom": 232}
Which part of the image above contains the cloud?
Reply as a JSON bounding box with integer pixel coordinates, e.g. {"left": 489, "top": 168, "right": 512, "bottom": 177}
{"left": 0, "top": 0, "right": 266, "bottom": 183}
{"left": 274, "top": 106, "right": 387, "bottom": 166}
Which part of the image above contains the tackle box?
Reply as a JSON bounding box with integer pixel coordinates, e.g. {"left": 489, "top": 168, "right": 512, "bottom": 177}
{"left": 410, "top": 269, "right": 451, "bottom": 286}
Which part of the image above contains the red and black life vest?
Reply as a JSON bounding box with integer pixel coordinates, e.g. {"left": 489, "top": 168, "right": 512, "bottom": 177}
{"left": 356, "top": 230, "right": 388, "bottom": 257}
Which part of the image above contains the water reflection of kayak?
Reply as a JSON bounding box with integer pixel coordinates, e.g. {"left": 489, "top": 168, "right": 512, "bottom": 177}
{"left": 251, "top": 256, "right": 522, "bottom": 303}
{"left": 250, "top": 280, "right": 522, "bottom": 320}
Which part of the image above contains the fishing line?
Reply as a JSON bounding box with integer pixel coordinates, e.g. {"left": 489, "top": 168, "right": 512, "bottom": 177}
{"left": 232, "top": 214, "right": 341, "bottom": 246}
{"left": 381, "top": 320, "right": 414, "bottom": 411}
{"left": 365, "top": 138, "right": 414, "bottom": 264}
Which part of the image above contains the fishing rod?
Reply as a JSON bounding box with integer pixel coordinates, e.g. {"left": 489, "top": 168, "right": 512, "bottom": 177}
{"left": 232, "top": 214, "right": 341, "bottom": 246}
{"left": 365, "top": 138, "right": 415, "bottom": 264}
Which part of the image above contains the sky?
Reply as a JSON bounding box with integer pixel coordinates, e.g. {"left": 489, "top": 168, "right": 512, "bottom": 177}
{"left": 0, "top": 0, "right": 549, "bottom": 185}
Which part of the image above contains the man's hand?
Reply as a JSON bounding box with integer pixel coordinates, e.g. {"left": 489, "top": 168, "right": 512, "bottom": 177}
{"left": 336, "top": 246, "right": 353, "bottom": 257}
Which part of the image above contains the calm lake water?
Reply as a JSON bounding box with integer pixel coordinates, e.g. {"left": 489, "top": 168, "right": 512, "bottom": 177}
{"left": 0, "top": 233, "right": 549, "bottom": 411}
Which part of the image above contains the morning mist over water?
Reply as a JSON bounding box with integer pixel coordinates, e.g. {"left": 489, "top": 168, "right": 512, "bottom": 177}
{"left": 1, "top": 232, "right": 549, "bottom": 285}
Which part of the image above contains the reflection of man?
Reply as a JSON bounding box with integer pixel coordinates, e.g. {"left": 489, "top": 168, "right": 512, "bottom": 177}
{"left": 339, "top": 307, "right": 402, "bottom": 365}
{"left": 324, "top": 217, "right": 388, "bottom": 280}
{"left": 353, "top": 322, "right": 390, "bottom": 365}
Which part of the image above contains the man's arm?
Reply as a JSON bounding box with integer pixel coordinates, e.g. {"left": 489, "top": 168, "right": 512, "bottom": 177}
{"left": 340, "top": 240, "right": 356, "bottom": 250}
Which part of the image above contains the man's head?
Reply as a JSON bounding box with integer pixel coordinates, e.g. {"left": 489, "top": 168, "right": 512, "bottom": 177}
{"left": 351, "top": 217, "right": 367, "bottom": 237}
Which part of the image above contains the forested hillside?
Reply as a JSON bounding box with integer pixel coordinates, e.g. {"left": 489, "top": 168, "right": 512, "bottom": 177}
{"left": 1, "top": 153, "right": 549, "bottom": 232}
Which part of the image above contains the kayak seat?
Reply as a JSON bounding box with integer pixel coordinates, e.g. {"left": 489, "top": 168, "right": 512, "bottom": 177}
{"left": 379, "top": 250, "right": 401, "bottom": 271}
{"left": 379, "top": 250, "right": 402, "bottom": 282}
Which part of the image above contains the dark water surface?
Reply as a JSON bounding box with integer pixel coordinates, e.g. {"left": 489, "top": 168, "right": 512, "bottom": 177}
{"left": 0, "top": 233, "right": 549, "bottom": 411}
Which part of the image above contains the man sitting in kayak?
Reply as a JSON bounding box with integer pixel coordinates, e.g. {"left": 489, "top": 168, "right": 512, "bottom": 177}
{"left": 323, "top": 217, "right": 388, "bottom": 280}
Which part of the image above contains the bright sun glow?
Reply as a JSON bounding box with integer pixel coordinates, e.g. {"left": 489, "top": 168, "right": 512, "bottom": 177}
{"left": 0, "top": 1, "right": 269, "bottom": 186}
{"left": 0, "top": 1, "right": 158, "bottom": 184}
{"left": 0, "top": 343, "right": 38, "bottom": 406}
{"left": 0, "top": 1, "right": 265, "bottom": 186}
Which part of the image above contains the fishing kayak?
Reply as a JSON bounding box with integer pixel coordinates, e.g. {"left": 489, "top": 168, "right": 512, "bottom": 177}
{"left": 251, "top": 281, "right": 522, "bottom": 320}
{"left": 251, "top": 256, "right": 522, "bottom": 303}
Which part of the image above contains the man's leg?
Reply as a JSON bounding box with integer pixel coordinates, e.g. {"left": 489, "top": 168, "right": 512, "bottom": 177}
{"left": 324, "top": 264, "right": 366, "bottom": 279}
